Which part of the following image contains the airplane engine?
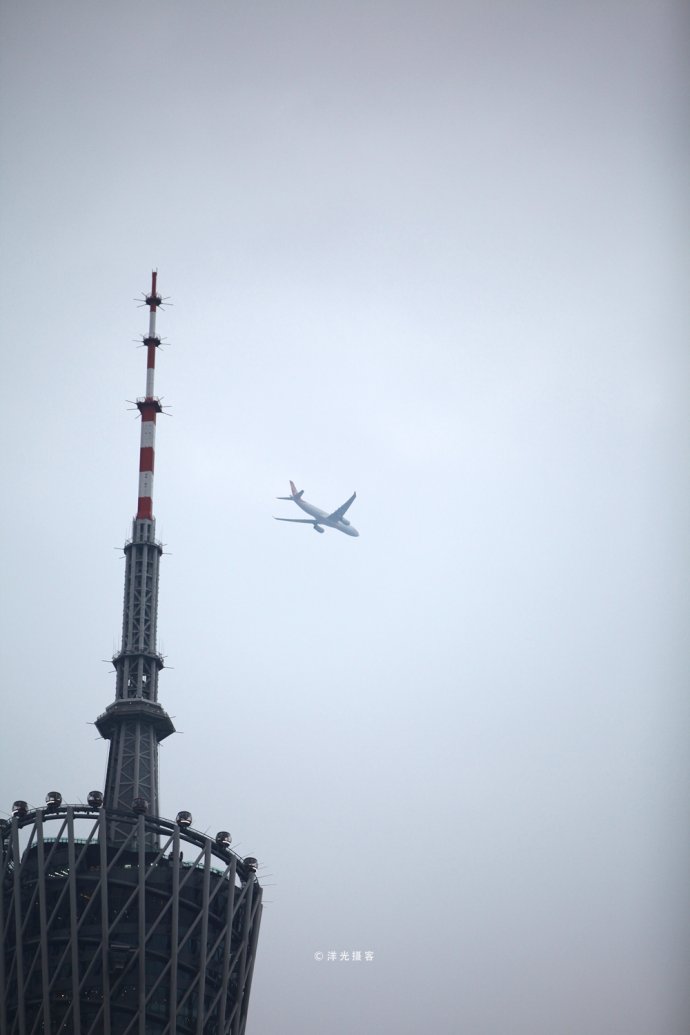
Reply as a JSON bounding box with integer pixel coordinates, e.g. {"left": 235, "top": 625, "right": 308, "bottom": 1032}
{"left": 313, "top": 525, "right": 324, "bottom": 533}
{"left": 341, "top": 518, "right": 350, "bottom": 525}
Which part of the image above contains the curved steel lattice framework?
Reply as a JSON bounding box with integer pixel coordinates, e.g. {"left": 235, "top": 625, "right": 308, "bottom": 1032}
{"left": 0, "top": 806, "right": 262, "bottom": 1035}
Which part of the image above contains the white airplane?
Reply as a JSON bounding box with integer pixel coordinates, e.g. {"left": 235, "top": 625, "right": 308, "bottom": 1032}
{"left": 274, "top": 481, "right": 359, "bottom": 536}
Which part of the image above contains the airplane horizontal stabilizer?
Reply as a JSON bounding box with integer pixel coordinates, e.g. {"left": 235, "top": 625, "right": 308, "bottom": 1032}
{"left": 277, "top": 481, "right": 304, "bottom": 500}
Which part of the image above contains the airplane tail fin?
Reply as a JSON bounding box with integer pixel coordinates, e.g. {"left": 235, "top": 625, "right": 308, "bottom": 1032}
{"left": 276, "top": 480, "right": 304, "bottom": 501}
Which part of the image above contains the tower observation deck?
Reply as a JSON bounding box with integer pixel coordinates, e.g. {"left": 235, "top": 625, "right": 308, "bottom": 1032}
{"left": 1, "top": 274, "right": 262, "bottom": 1034}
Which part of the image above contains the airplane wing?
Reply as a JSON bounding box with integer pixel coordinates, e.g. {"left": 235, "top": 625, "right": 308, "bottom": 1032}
{"left": 327, "top": 491, "right": 356, "bottom": 522}
{"left": 273, "top": 517, "right": 316, "bottom": 524}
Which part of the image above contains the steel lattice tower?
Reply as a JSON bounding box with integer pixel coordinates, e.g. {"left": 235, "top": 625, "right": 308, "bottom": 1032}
{"left": 1, "top": 274, "right": 262, "bottom": 1035}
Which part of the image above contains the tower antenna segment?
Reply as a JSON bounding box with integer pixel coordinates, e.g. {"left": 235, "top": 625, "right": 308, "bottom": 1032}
{"left": 137, "top": 270, "right": 163, "bottom": 521}
{"left": 95, "top": 271, "right": 174, "bottom": 840}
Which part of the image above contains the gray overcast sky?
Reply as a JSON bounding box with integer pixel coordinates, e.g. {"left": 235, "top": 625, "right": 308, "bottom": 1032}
{"left": 1, "top": 2, "right": 688, "bottom": 1032}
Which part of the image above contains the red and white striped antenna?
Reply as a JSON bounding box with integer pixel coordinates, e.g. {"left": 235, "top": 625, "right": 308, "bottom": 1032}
{"left": 136, "top": 271, "right": 164, "bottom": 521}
{"left": 96, "top": 270, "right": 175, "bottom": 829}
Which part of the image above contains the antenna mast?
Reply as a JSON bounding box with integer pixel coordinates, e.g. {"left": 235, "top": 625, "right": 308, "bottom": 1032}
{"left": 95, "top": 272, "right": 174, "bottom": 838}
